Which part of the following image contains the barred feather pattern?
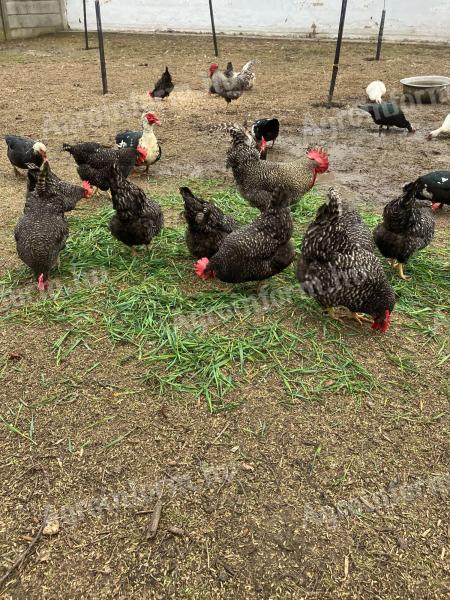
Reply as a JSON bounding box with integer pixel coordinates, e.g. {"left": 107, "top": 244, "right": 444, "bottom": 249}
{"left": 26, "top": 164, "right": 87, "bottom": 212}
{"left": 205, "top": 187, "right": 294, "bottom": 283}
{"left": 226, "top": 126, "right": 321, "bottom": 211}
{"left": 64, "top": 143, "right": 138, "bottom": 191}
{"left": 108, "top": 164, "right": 164, "bottom": 248}
{"left": 374, "top": 183, "right": 435, "bottom": 264}
{"left": 297, "top": 187, "right": 395, "bottom": 323}
{"left": 15, "top": 163, "right": 69, "bottom": 281}
{"left": 180, "top": 187, "right": 238, "bottom": 258}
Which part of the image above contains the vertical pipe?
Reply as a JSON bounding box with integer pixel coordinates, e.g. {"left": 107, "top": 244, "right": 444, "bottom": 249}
{"left": 375, "top": 9, "right": 386, "bottom": 60}
{"left": 95, "top": 0, "right": 108, "bottom": 94}
{"left": 327, "top": 0, "right": 348, "bottom": 107}
{"left": 208, "top": 0, "right": 219, "bottom": 57}
{"left": 83, "top": 0, "right": 89, "bottom": 50}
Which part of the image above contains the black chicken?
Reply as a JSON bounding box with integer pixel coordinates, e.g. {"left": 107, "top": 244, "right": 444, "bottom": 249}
{"left": 195, "top": 187, "right": 294, "bottom": 283}
{"left": 374, "top": 182, "right": 435, "bottom": 280}
{"left": 15, "top": 162, "right": 69, "bottom": 290}
{"left": 252, "top": 118, "right": 280, "bottom": 149}
{"left": 359, "top": 102, "right": 414, "bottom": 134}
{"left": 5, "top": 135, "right": 47, "bottom": 176}
{"left": 108, "top": 163, "right": 164, "bottom": 251}
{"left": 149, "top": 66, "right": 174, "bottom": 100}
{"left": 26, "top": 163, "right": 94, "bottom": 213}
{"left": 405, "top": 171, "right": 450, "bottom": 211}
{"left": 297, "top": 188, "right": 395, "bottom": 332}
{"left": 180, "top": 187, "right": 238, "bottom": 258}
{"left": 63, "top": 143, "right": 147, "bottom": 192}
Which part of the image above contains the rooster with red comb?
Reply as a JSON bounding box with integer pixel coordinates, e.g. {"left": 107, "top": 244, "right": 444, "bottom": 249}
{"left": 226, "top": 125, "right": 329, "bottom": 211}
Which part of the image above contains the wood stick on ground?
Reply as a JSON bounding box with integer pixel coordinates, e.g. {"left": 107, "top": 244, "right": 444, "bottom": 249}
{"left": 147, "top": 499, "right": 163, "bottom": 540}
{"left": 0, "top": 507, "right": 49, "bottom": 589}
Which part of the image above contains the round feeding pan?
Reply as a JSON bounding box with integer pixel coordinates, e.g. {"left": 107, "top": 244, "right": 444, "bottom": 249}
{"left": 400, "top": 76, "right": 450, "bottom": 104}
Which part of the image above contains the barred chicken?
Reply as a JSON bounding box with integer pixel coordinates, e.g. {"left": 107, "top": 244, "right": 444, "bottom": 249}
{"left": 374, "top": 182, "right": 435, "bottom": 280}
{"left": 226, "top": 126, "right": 329, "bottom": 210}
{"left": 63, "top": 143, "right": 147, "bottom": 192}
{"left": 108, "top": 162, "right": 163, "bottom": 251}
{"left": 26, "top": 164, "right": 93, "bottom": 212}
{"left": 5, "top": 135, "right": 47, "bottom": 176}
{"left": 15, "top": 162, "right": 69, "bottom": 290}
{"left": 297, "top": 188, "right": 395, "bottom": 332}
{"left": 180, "top": 187, "right": 238, "bottom": 258}
{"left": 208, "top": 61, "right": 254, "bottom": 104}
{"left": 195, "top": 187, "right": 294, "bottom": 283}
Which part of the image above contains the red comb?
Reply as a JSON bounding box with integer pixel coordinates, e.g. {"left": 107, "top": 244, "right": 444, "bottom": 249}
{"left": 82, "top": 180, "right": 94, "bottom": 198}
{"left": 195, "top": 257, "right": 214, "bottom": 280}
{"left": 37, "top": 274, "right": 49, "bottom": 291}
{"left": 307, "top": 147, "right": 329, "bottom": 173}
{"left": 371, "top": 310, "right": 391, "bottom": 333}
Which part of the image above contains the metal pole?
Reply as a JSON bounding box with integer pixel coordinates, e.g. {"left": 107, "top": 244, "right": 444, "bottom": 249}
{"left": 375, "top": 8, "right": 386, "bottom": 60}
{"left": 208, "top": 0, "right": 219, "bottom": 57}
{"left": 95, "top": 0, "right": 108, "bottom": 94}
{"left": 83, "top": 0, "right": 89, "bottom": 50}
{"left": 327, "top": 0, "right": 348, "bottom": 107}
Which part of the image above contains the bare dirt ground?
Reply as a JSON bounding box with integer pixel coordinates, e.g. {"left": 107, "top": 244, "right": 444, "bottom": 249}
{"left": 0, "top": 33, "right": 449, "bottom": 599}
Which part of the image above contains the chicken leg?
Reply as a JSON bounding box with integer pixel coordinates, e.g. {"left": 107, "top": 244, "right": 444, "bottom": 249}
{"left": 393, "top": 262, "right": 410, "bottom": 280}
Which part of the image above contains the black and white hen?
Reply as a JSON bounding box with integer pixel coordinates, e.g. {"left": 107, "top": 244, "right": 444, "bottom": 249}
{"left": 374, "top": 182, "right": 435, "bottom": 279}
{"left": 63, "top": 143, "right": 147, "bottom": 191}
{"left": 5, "top": 135, "right": 47, "bottom": 175}
{"left": 108, "top": 163, "right": 164, "bottom": 251}
{"left": 297, "top": 187, "right": 395, "bottom": 332}
{"left": 180, "top": 187, "right": 238, "bottom": 258}
{"left": 195, "top": 187, "right": 294, "bottom": 283}
{"left": 15, "top": 162, "right": 69, "bottom": 290}
{"left": 405, "top": 171, "right": 450, "bottom": 211}
{"left": 26, "top": 164, "right": 94, "bottom": 213}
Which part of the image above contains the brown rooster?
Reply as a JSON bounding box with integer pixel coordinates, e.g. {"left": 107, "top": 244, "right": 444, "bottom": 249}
{"left": 226, "top": 126, "right": 329, "bottom": 210}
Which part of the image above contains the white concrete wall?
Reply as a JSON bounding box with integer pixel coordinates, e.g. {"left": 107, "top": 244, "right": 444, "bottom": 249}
{"left": 1, "top": 0, "right": 66, "bottom": 39}
{"left": 65, "top": 0, "right": 450, "bottom": 42}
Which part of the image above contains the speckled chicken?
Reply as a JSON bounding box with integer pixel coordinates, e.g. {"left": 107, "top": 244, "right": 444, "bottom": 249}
{"left": 297, "top": 188, "right": 395, "bottom": 332}
{"left": 15, "top": 162, "right": 69, "bottom": 291}
{"left": 374, "top": 182, "right": 435, "bottom": 280}
{"left": 208, "top": 61, "right": 254, "bottom": 104}
{"left": 180, "top": 187, "right": 238, "bottom": 258}
{"left": 195, "top": 187, "right": 294, "bottom": 283}
{"left": 26, "top": 164, "right": 94, "bottom": 212}
{"left": 108, "top": 163, "right": 163, "bottom": 251}
{"left": 63, "top": 143, "right": 147, "bottom": 191}
{"left": 226, "top": 126, "right": 329, "bottom": 210}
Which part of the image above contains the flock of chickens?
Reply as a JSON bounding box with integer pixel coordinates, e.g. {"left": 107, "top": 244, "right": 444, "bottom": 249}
{"left": 5, "top": 63, "right": 450, "bottom": 333}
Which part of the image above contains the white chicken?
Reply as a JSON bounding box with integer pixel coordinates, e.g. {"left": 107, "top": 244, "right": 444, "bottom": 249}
{"left": 366, "top": 80, "right": 387, "bottom": 104}
{"left": 428, "top": 113, "right": 450, "bottom": 139}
